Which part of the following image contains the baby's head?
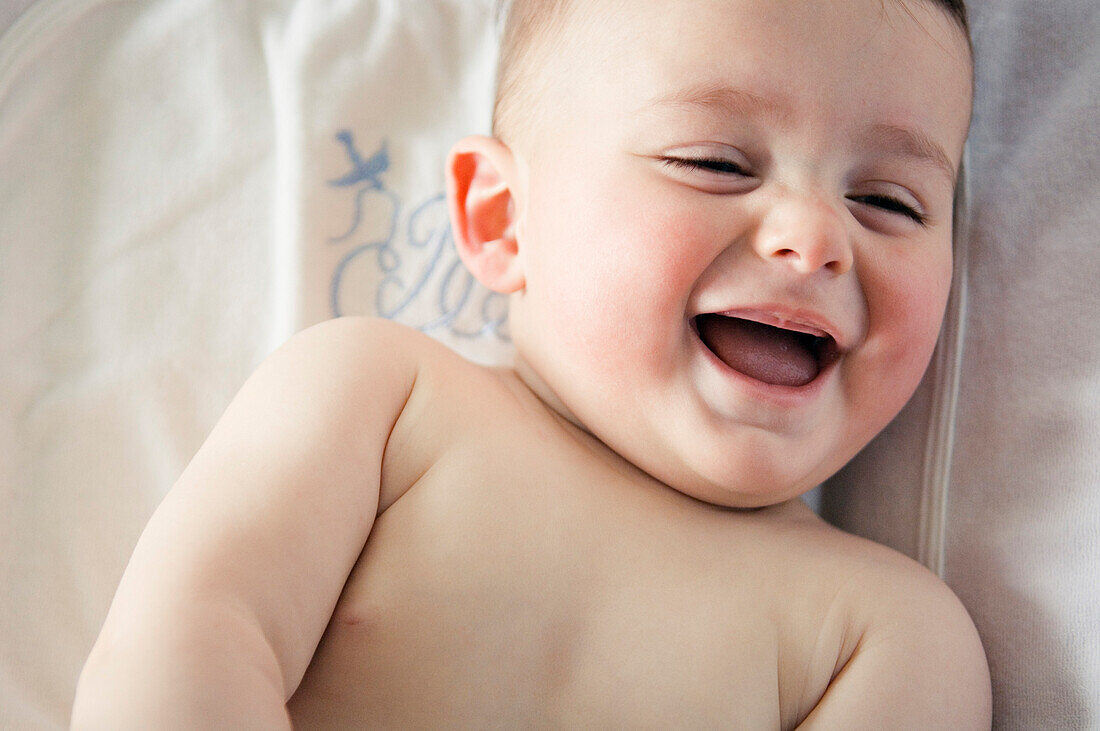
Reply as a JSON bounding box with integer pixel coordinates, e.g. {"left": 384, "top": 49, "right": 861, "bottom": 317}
{"left": 447, "top": 0, "right": 973, "bottom": 508}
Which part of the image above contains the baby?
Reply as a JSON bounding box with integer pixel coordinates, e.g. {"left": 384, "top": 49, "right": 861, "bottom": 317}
{"left": 73, "top": 0, "right": 991, "bottom": 727}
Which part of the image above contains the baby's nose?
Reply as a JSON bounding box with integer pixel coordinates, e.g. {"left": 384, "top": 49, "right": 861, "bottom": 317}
{"left": 751, "top": 194, "right": 853, "bottom": 276}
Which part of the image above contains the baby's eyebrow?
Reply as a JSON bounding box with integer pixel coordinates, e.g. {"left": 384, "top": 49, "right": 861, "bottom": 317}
{"left": 861, "top": 122, "right": 958, "bottom": 184}
{"left": 641, "top": 81, "right": 792, "bottom": 124}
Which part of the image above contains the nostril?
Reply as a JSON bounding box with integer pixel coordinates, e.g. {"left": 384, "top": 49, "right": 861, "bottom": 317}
{"left": 826, "top": 250, "right": 854, "bottom": 275}
{"left": 754, "top": 202, "right": 853, "bottom": 275}
{"left": 769, "top": 245, "right": 851, "bottom": 275}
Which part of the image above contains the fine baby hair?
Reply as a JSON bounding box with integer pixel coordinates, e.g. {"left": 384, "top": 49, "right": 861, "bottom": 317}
{"left": 492, "top": 0, "right": 972, "bottom": 148}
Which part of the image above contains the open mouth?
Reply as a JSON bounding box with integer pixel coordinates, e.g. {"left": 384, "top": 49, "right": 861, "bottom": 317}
{"left": 694, "top": 313, "right": 840, "bottom": 388}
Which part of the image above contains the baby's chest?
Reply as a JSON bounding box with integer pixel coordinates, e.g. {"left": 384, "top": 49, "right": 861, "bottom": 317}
{"left": 288, "top": 468, "right": 838, "bottom": 727}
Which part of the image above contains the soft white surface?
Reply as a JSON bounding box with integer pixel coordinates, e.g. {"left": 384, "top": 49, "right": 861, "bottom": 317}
{"left": 1, "top": 1, "right": 1097, "bottom": 728}
{"left": 0, "top": 1, "right": 501, "bottom": 726}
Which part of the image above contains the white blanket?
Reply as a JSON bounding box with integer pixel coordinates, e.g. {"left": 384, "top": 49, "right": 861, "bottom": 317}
{"left": 1, "top": 1, "right": 1097, "bottom": 727}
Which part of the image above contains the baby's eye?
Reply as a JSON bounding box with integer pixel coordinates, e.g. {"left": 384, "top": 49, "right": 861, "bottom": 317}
{"left": 662, "top": 157, "right": 750, "bottom": 177}
{"left": 847, "top": 193, "right": 927, "bottom": 226}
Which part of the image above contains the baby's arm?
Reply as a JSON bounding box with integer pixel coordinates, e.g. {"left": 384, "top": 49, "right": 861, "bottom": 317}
{"left": 798, "top": 560, "right": 992, "bottom": 730}
{"left": 71, "top": 318, "right": 419, "bottom": 729}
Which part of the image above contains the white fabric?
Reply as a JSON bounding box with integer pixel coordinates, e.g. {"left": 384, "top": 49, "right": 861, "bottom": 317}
{"left": 1, "top": 1, "right": 1097, "bottom": 728}
{"left": 0, "top": 1, "right": 500, "bottom": 726}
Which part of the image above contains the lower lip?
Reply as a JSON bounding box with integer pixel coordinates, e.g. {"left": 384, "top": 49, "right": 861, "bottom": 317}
{"left": 690, "top": 323, "right": 837, "bottom": 408}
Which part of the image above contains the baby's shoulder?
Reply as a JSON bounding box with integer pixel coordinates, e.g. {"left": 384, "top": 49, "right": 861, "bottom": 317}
{"left": 279, "top": 315, "right": 461, "bottom": 368}
{"left": 799, "top": 517, "right": 973, "bottom": 631}
{"left": 772, "top": 511, "right": 992, "bottom": 727}
{"left": 776, "top": 511, "right": 980, "bottom": 654}
{"left": 251, "top": 316, "right": 503, "bottom": 460}
{"left": 271, "top": 316, "right": 496, "bottom": 399}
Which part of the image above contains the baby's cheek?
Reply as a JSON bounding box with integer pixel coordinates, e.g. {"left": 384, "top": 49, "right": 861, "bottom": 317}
{"left": 612, "top": 198, "right": 713, "bottom": 285}
{"left": 847, "top": 253, "right": 951, "bottom": 430}
{"left": 900, "top": 254, "right": 952, "bottom": 352}
{"left": 873, "top": 259, "right": 951, "bottom": 393}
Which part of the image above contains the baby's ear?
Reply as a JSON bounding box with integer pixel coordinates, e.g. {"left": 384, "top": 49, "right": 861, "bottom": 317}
{"left": 446, "top": 135, "right": 524, "bottom": 294}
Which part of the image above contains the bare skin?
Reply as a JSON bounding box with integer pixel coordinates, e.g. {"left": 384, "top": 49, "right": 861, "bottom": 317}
{"left": 284, "top": 320, "right": 986, "bottom": 729}
{"left": 73, "top": 318, "right": 989, "bottom": 729}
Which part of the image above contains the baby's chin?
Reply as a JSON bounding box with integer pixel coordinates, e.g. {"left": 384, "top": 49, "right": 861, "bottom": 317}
{"left": 652, "top": 467, "right": 822, "bottom": 511}
{"left": 586, "top": 421, "right": 833, "bottom": 511}
{"left": 508, "top": 331, "right": 846, "bottom": 510}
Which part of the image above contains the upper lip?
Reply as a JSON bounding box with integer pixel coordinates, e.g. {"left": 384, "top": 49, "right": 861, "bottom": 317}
{"left": 704, "top": 305, "right": 850, "bottom": 351}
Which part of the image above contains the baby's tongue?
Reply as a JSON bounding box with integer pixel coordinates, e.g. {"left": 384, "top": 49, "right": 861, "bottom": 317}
{"left": 696, "top": 313, "right": 819, "bottom": 387}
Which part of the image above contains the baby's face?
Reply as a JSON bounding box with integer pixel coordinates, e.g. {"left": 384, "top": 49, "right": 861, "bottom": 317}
{"left": 506, "top": 0, "right": 972, "bottom": 507}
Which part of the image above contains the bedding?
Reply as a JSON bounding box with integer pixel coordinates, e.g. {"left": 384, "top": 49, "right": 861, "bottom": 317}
{"left": 1, "top": 0, "right": 1097, "bottom": 727}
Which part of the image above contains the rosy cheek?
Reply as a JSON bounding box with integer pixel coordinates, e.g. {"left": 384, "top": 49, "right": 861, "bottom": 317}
{"left": 522, "top": 159, "right": 717, "bottom": 362}
{"left": 612, "top": 190, "right": 716, "bottom": 278}
{"left": 873, "top": 256, "right": 952, "bottom": 388}
{"left": 842, "top": 248, "right": 950, "bottom": 436}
